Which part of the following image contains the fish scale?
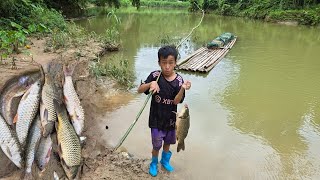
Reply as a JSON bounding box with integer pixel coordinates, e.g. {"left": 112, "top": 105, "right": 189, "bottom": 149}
{"left": 25, "top": 115, "right": 41, "bottom": 176}
{"left": 40, "top": 75, "right": 58, "bottom": 137}
{"left": 15, "top": 80, "right": 41, "bottom": 150}
{"left": 176, "top": 104, "right": 190, "bottom": 153}
{"left": 0, "top": 114, "right": 23, "bottom": 168}
{"left": 63, "top": 70, "right": 85, "bottom": 136}
{"left": 55, "top": 100, "right": 81, "bottom": 167}
{"left": 35, "top": 134, "right": 52, "bottom": 171}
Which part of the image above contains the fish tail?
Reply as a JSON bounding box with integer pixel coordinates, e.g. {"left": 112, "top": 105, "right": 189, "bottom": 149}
{"left": 63, "top": 64, "right": 75, "bottom": 77}
{"left": 42, "top": 122, "right": 54, "bottom": 137}
{"left": 53, "top": 99, "right": 64, "bottom": 114}
{"left": 177, "top": 141, "right": 185, "bottom": 152}
{"left": 22, "top": 172, "right": 33, "bottom": 180}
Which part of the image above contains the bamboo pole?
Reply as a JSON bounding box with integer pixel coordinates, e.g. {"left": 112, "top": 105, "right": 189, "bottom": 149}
{"left": 187, "top": 51, "right": 211, "bottom": 71}
{"left": 113, "top": 72, "right": 161, "bottom": 151}
{"left": 192, "top": 49, "right": 219, "bottom": 71}
{"left": 179, "top": 49, "right": 207, "bottom": 69}
{"left": 177, "top": 47, "right": 206, "bottom": 67}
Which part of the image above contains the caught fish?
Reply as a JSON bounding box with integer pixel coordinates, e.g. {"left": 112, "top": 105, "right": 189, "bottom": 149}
{"left": 0, "top": 114, "right": 23, "bottom": 168}
{"left": 15, "top": 80, "right": 42, "bottom": 149}
{"left": 54, "top": 100, "right": 81, "bottom": 179}
{"left": 40, "top": 74, "right": 58, "bottom": 137}
{"left": 176, "top": 104, "right": 190, "bottom": 152}
{"left": 23, "top": 115, "right": 41, "bottom": 179}
{"left": 35, "top": 134, "right": 53, "bottom": 171}
{"left": 0, "top": 73, "right": 40, "bottom": 125}
{"left": 63, "top": 65, "right": 85, "bottom": 136}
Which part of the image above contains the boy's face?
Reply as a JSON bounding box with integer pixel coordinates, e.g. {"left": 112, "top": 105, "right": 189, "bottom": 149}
{"left": 159, "top": 55, "right": 176, "bottom": 77}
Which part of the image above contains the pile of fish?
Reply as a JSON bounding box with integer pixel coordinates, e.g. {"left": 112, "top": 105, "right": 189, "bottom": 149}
{"left": 0, "top": 64, "right": 85, "bottom": 179}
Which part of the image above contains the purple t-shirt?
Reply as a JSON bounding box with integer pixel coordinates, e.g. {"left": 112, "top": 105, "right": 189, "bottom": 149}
{"left": 144, "top": 70, "right": 185, "bottom": 130}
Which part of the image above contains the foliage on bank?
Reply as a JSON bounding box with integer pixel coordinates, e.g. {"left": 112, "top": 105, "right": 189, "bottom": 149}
{"left": 190, "top": 0, "right": 320, "bottom": 26}
{"left": 0, "top": 0, "right": 128, "bottom": 87}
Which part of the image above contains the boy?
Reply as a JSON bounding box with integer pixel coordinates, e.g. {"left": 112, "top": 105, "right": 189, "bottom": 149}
{"left": 137, "top": 45, "right": 191, "bottom": 177}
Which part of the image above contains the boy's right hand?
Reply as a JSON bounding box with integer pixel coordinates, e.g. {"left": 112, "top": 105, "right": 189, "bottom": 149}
{"left": 150, "top": 81, "right": 160, "bottom": 94}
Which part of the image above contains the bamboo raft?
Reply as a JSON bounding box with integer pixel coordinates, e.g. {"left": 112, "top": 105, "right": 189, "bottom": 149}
{"left": 176, "top": 37, "right": 237, "bottom": 72}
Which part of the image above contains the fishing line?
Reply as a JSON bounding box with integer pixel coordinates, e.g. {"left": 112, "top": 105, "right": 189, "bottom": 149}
{"left": 114, "top": 2, "right": 203, "bottom": 152}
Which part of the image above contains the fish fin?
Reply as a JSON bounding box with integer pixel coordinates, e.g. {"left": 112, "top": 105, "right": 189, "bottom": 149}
{"left": 44, "top": 108, "right": 48, "bottom": 121}
{"left": 13, "top": 90, "right": 26, "bottom": 98}
{"left": 63, "top": 95, "right": 68, "bottom": 103}
{"left": 63, "top": 64, "right": 75, "bottom": 77}
{"left": 6, "top": 146, "right": 13, "bottom": 157}
{"left": 177, "top": 141, "right": 185, "bottom": 153}
{"left": 44, "top": 138, "right": 53, "bottom": 166}
{"left": 13, "top": 114, "right": 18, "bottom": 124}
{"left": 21, "top": 89, "right": 31, "bottom": 101}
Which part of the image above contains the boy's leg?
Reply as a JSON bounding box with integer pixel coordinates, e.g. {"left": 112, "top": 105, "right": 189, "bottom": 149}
{"left": 150, "top": 128, "right": 165, "bottom": 177}
{"left": 160, "top": 130, "right": 176, "bottom": 172}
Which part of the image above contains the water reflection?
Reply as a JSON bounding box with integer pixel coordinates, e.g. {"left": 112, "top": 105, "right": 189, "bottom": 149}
{"left": 77, "top": 10, "right": 320, "bottom": 179}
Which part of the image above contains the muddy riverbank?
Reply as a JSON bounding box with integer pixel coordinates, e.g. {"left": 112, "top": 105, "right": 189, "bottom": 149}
{"left": 0, "top": 37, "right": 174, "bottom": 179}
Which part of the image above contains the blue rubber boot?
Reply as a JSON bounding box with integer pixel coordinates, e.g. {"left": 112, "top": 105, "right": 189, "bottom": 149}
{"left": 160, "top": 151, "right": 174, "bottom": 172}
{"left": 149, "top": 156, "right": 158, "bottom": 177}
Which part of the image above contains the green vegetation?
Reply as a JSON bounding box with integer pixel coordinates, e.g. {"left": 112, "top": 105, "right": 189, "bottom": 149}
{"left": 192, "top": 0, "right": 320, "bottom": 25}
{"left": 0, "top": 0, "right": 128, "bottom": 87}
{"left": 140, "top": 0, "right": 189, "bottom": 8}
{"left": 90, "top": 58, "right": 135, "bottom": 89}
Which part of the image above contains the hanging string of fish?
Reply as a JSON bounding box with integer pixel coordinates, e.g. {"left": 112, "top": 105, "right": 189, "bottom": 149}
{"left": 0, "top": 62, "right": 85, "bottom": 179}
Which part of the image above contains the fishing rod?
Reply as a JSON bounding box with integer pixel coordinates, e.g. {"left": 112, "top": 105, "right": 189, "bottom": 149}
{"left": 113, "top": 72, "right": 161, "bottom": 151}
{"left": 113, "top": 3, "right": 204, "bottom": 152}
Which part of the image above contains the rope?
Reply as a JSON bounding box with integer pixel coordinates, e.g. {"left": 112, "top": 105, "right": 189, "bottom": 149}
{"left": 113, "top": 72, "right": 161, "bottom": 151}
{"left": 175, "top": 2, "right": 205, "bottom": 49}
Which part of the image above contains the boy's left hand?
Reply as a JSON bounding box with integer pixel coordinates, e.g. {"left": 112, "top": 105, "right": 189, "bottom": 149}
{"left": 182, "top": 80, "right": 191, "bottom": 90}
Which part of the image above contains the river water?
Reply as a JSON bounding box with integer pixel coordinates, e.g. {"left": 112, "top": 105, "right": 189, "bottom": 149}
{"left": 77, "top": 10, "right": 320, "bottom": 179}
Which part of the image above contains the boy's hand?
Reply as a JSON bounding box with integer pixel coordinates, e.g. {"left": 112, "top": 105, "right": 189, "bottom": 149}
{"left": 182, "top": 80, "right": 191, "bottom": 90}
{"left": 150, "top": 81, "right": 160, "bottom": 94}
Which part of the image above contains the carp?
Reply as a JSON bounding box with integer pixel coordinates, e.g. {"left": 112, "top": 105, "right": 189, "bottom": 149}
{"left": 63, "top": 64, "right": 84, "bottom": 136}
{"left": 0, "top": 73, "right": 40, "bottom": 126}
{"left": 40, "top": 74, "right": 58, "bottom": 137}
{"left": 176, "top": 104, "right": 190, "bottom": 153}
{"left": 35, "top": 134, "right": 53, "bottom": 171}
{"left": 15, "top": 80, "right": 41, "bottom": 150}
{"left": 23, "top": 115, "right": 41, "bottom": 179}
{"left": 0, "top": 114, "right": 23, "bottom": 168}
{"left": 54, "top": 100, "right": 81, "bottom": 179}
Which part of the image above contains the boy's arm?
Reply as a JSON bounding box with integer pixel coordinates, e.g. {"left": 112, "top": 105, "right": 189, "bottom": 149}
{"left": 173, "top": 80, "right": 191, "bottom": 105}
{"left": 137, "top": 81, "right": 160, "bottom": 94}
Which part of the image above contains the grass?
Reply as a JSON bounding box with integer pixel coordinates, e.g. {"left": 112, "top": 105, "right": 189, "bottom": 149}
{"left": 90, "top": 58, "right": 135, "bottom": 89}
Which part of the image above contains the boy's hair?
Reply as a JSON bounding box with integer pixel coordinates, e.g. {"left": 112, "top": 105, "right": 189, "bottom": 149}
{"left": 158, "top": 45, "right": 178, "bottom": 62}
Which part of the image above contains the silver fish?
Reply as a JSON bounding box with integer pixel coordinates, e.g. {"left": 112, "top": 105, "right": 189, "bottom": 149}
{"left": 35, "top": 134, "right": 53, "bottom": 171}
{"left": 0, "top": 114, "right": 23, "bottom": 168}
{"left": 40, "top": 75, "right": 58, "bottom": 137}
{"left": 54, "top": 100, "right": 81, "bottom": 179}
{"left": 63, "top": 65, "right": 85, "bottom": 136}
{"left": 15, "top": 80, "right": 41, "bottom": 150}
{"left": 23, "top": 115, "right": 41, "bottom": 179}
{"left": 176, "top": 104, "right": 190, "bottom": 152}
{"left": 0, "top": 73, "right": 40, "bottom": 125}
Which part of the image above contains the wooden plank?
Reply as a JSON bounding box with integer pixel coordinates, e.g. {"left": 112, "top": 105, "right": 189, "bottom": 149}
{"left": 177, "top": 36, "right": 237, "bottom": 72}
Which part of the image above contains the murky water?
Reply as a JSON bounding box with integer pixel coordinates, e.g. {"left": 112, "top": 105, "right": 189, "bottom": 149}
{"left": 77, "top": 10, "right": 320, "bottom": 179}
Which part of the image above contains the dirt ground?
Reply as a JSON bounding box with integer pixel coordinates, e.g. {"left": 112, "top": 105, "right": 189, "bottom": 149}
{"left": 0, "top": 37, "right": 173, "bottom": 180}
